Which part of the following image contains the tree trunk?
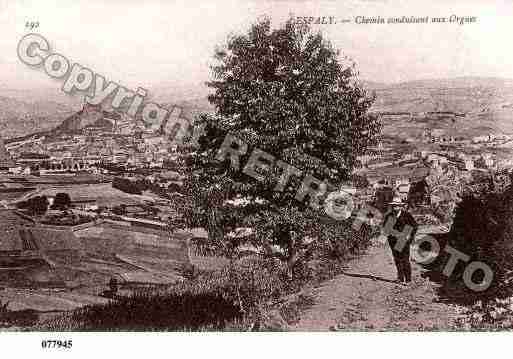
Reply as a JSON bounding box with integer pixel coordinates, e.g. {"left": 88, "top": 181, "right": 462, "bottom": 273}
{"left": 206, "top": 206, "right": 228, "bottom": 254}
{"left": 286, "top": 235, "right": 298, "bottom": 280}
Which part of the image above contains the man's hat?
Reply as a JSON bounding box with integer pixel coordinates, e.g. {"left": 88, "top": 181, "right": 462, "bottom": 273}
{"left": 388, "top": 196, "right": 404, "bottom": 205}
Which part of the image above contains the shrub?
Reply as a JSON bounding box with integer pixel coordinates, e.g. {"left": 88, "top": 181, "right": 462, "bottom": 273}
{"left": 51, "top": 192, "right": 71, "bottom": 210}
{"left": 455, "top": 298, "right": 513, "bottom": 330}
{"left": 447, "top": 187, "right": 513, "bottom": 301}
{"left": 37, "top": 257, "right": 287, "bottom": 331}
{"left": 40, "top": 290, "right": 243, "bottom": 331}
{"left": 40, "top": 213, "right": 94, "bottom": 226}
{"left": 17, "top": 195, "right": 49, "bottom": 215}
{"left": 112, "top": 177, "right": 148, "bottom": 195}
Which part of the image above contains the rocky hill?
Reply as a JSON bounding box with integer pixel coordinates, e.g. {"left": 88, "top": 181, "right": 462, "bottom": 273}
{"left": 0, "top": 96, "right": 75, "bottom": 138}
{"left": 54, "top": 103, "right": 120, "bottom": 133}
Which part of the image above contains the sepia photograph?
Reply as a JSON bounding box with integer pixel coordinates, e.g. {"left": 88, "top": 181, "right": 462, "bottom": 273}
{"left": 0, "top": 0, "right": 513, "bottom": 355}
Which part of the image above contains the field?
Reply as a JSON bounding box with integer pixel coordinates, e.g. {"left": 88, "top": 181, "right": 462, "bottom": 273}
{"left": 0, "top": 211, "right": 199, "bottom": 328}
{"left": 21, "top": 183, "right": 156, "bottom": 207}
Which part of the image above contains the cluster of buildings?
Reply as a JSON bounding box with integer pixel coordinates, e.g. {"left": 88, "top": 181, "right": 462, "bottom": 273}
{"left": 356, "top": 124, "right": 513, "bottom": 214}
{"left": 420, "top": 128, "right": 512, "bottom": 146}
{"left": 0, "top": 125, "right": 181, "bottom": 176}
{"left": 359, "top": 135, "right": 508, "bottom": 175}
{"left": 0, "top": 102, "right": 192, "bottom": 177}
{"left": 379, "top": 111, "right": 466, "bottom": 122}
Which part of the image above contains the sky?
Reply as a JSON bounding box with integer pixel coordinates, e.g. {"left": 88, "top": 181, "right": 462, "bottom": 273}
{"left": 1, "top": 0, "right": 513, "bottom": 101}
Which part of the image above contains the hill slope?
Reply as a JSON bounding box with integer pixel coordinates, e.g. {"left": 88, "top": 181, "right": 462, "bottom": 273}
{"left": 5, "top": 77, "right": 513, "bottom": 141}
{"left": 363, "top": 77, "right": 513, "bottom": 138}
{"left": 0, "top": 96, "right": 75, "bottom": 138}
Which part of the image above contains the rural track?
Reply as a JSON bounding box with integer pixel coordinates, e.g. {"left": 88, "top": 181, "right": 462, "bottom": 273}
{"left": 292, "top": 239, "right": 463, "bottom": 331}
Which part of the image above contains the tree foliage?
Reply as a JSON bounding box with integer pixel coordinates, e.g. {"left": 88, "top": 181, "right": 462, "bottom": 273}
{"left": 51, "top": 192, "right": 71, "bottom": 210}
{"left": 182, "top": 18, "right": 380, "bottom": 271}
{"left": 17, "top": 195, "right": 49, "bottom": 215}
{"left": 448, "top": 175, "right": 513, "bottom": 300}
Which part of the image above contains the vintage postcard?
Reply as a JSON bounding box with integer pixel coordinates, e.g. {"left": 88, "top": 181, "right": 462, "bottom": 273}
{"left": 0, "top": 0, "right": 512, "bottom": 354}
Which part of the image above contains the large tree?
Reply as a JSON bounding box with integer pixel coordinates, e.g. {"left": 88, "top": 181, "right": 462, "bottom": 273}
{"left": 182, "top": 18, "right": 380, "bottom": 274}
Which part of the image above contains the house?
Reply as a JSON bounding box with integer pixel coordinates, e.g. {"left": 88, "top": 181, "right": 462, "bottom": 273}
{"left": 426, "top": 154, "right": 448, "bottom": 169}
{"left": 394, "top": 177, "right": 410, "bottom": 187}
{"left": 498, "top": 158, "right": 513, "bottom": 169}
{"left": 397, "top": 183, "right": 411, "bottom": 202}
{"left": 430, "top": 129, "right": 445, "bottom": 142}
{"left": 475, "top": 154, "right": 495, "bottom": 169}
{"left": 8, "top": 166, "right": 23, "bottom": 175}
{"left": 9, "top": 166, "right": 32, "bottom": 175}
{"left": 472, "top": 135, "right": 489, "bottom": 143}
{"left": 414, "top": 150, "right": 429, "bottom": 159}
{"left": 464, "top": 159, "right": 474, "bottom": 171}
{"left": 453, "top": 156, "right": 474, "bottom": 171}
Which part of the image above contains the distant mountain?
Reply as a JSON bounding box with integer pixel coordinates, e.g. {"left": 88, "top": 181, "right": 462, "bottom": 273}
{"left": 160, "top": 97, "right": 214, "bottom": 126}
{"left": 54, "top": 103, "right": 119, "bottom": 133}
{"left": 360, "top": 80, "right": 389, "bottom": 90}
{"left": 5, "top": 99, "right": 211, "bottom": 143}
{"left": 359, "top": 77, "right": 513, "bottom": 138}
{"left": 0, "top": 83, "right": 213, "bottom": 140}
{"left": 363, "top": 77, "right": 513, "bottom": 113}
{"left": 177, "top": 97, "right": 214, "bottom": 112}
{"left": 385, "top": 77, "right": 513, "bottom": 89}
{"left": 4, "top": 103, "right": 124, "bottom": 144}
{"left": 6, "top": 76, "right": 513, "bottom": 142}
{"left": 0, "top": 96, "right": 76, "bottom": 138}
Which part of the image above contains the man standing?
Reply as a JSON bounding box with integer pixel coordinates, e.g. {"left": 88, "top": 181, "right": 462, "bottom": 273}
{"left": 383, "top": 197, "right": 418, "bottom": 284}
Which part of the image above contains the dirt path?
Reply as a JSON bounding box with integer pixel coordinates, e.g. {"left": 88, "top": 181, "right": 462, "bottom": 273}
{"left": 293, "top": 239, "right": 464, "bottom": 331}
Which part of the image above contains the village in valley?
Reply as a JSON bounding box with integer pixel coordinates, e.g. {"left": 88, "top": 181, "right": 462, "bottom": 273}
{"left": 0, "top": 75, "right": 513, "bottom": 329}
{"left": 0, "top": 101, "right": 206, "bottom": 324}
{"left": 357, "top": 110, "right": 513, "bottom": 214}
{"left": 5, "top": 0, "right": 513, "bottom": 350}
{"left": 0, "top": 79, "right": 510, "bottom": 326}
{"left": 0, "top": 76, "right": 513, "bottom": 324}
{"left": 353, "top": 79, "right": 513, "bottom": 228}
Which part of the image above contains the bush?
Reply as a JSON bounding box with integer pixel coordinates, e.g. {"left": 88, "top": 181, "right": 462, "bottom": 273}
{"left": 37, "top": 257, "right": 287, "bottom": 331}
{"left": 112, "top": 177, "right": 148, "bottom": 195}
{"left": 40, "top": 213, "right": 94, "bottom": 226}
{"left": 41, "top": 290, "right": 243, "bottom": 331}
{"left": 51, "top": 192, "right": 71, "bottom": 210}
{"left": 447, "top": 187, "right": 513, "bottom": 301}
{"left": 17, "top": 195, "right": 49, "bottom": 215}
{"left": 37, "top": 217, "right": 374, "bottom": 331}
{"left": 37, "top": 207, "right": 375, "bottom": 331}
{"left": 455, "top": 298, "right": 513, "bottom": 330}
